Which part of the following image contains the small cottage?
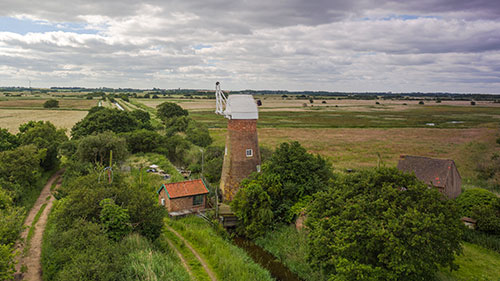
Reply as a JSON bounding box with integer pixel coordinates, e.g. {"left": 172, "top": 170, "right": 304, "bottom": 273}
{"left": 157, "top": 179, "right": 209, "bottom": 214}
{"left": 397, "top": 155, "right": 462, "bottom": 199}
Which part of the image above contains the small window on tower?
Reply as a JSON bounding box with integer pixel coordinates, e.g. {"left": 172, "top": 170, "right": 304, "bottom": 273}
{"left": 225, "top": 147, "right": 227, "bottom": 155}
{"left": 161, "top": 198, "right": 165, "bottom": 206}
{"left": 246, "top": 149, "right": 253, "bottom": 157}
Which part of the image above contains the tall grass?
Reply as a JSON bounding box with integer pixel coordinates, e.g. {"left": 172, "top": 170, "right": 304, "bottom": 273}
{"left": 255, "top": 224, "right": 326, "bottom": 281}
{"left": 463, "top": 229, "right": 500, "bottom": 254}
{"left": 167, "top": 216, "right": 273, "bottom": 281}
{"left": 122, "top": 234, "right": 191, "bottom": 281}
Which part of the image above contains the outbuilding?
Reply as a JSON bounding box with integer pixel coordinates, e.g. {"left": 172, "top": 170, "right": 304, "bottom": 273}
{"left": 397, "top": 155, "right": 462, "bottom": 199}
{"left": 157, "top": 179, "right": 209, "bottom": 214}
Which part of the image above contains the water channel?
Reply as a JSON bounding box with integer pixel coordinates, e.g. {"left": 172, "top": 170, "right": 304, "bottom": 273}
{"left": 233, "top": 237, "right": 302, "bottom": 281}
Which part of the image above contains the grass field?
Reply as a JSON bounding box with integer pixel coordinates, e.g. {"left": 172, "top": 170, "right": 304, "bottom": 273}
{"left": 0, "top": 109, "right": 87, "bottom": 133}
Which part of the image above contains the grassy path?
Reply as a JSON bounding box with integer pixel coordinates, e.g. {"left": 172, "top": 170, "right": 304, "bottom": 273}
{"left": 14, "top": 169, "right": 64, "bottom": 281}
{"left": 163, "top": 234, "right": 196, "bottom": 280}
{"left": 166, "top": 226, "right": 218, "bottom": 281}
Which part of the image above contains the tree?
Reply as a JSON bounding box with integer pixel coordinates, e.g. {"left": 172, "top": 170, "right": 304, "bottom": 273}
{"left": 231, "top": 182, "right": 274, "bottom": 238}
{"left": 185, "top": 121, "right": 212, "bottom": 147}
{"left": 306, "top": 168, "right": 463, "bottom": 281}
{"left": 0, "top": 145, "right": 43, "bottom": 187}
{"left": 0, "top": 128, "right": 18, "bottom": 152}
{"left": 122, "top": 129, "right": 163, "bottom": 154}
{"left": 156, "top": 102, "right": 188, "bottom": 121}
{"left": 76, "top": 132, "right": 128, "bottom": 166}
{"left": 43, "top": 99, "right": 59, "bottom": 108}
{"left": 259, "top": 141, "right": 331, "bottom": 222}
{"left": 71, "top": 107, "right": 141, "bottom": 139}
{"left": 129, "top": 110, "right": 152, "bottom": 129}
{"left": 457, "top": 188, "right": 500, "bottom": 234}
{"left": 99, "top": 198, "right": 131, "bottom": 241}
{"left": 17, "top": 121, "right": 68, "bottom": 170}
{"left": 164, "top": 116, "right": 190, "bottom": 136}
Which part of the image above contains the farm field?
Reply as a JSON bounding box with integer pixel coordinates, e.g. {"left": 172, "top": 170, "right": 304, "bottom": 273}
{"left": 0, "top": 109, "right": 88, "bottom": 133}
{"left": 209, "top": 127, "right": 498, "bottom": 179}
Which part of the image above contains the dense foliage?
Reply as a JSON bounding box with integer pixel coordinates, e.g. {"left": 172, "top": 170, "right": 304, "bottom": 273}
{"left": 71, "top": 107, "right": 148, "bottom": 139}
{"left": 0, "top": 129, "right": 18, "bottom": 152}
{"left": 156, "top": 102, "right": 188, "bottom": 121}
{"left": 456, "top": 188, "right": 500, "bottom": 235}
{"left": 231, "top": 141, "right": 332, "bottom": 237}
{"left": 18, "top": 121, "right": 68, "bottom": 170}
{"left": 76, "top": 132, "right": 128, "bottom": 166}
{"left": 43, "top": 99, "right": 59, "bottom": 108}
{"left": 306, "top": 167, "right": 463, "bottom": 281}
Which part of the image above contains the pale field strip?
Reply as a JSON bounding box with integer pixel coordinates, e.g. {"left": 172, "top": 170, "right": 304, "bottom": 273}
{"left": 0, "top": 98, "right": 98, "bottom": 109}
{"left": 0, "top": 109, "right": 87, "bottom": 134}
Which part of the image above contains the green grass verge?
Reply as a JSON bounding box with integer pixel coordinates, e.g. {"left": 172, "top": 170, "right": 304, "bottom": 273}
{"left": 437, "top": 243, "right": 500, "bottom": 281}
{"left": 167, "top": 216, "right": 273, "bottom": 281}
{"left": 23, "top": 203, "right": 48, "bottom": 256}
{"left": 254, "top": 224, "right": 326, "bottom": 281}
{"left": 160, "top": 227, "right": 212, "bottom": 281}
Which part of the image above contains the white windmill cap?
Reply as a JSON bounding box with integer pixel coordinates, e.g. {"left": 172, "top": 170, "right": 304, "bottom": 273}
{"left": 225, "top": 94, "right": 258, "bottom": 119}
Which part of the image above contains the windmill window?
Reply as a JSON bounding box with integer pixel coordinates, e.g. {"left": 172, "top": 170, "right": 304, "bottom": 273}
{"left": 246, "top": 149, "right": 253, "bottom": 157}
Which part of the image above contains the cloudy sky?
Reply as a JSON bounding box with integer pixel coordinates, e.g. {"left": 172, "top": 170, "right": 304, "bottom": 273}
{"left": 0, "top": 0, "right": 499, "bottom": 93}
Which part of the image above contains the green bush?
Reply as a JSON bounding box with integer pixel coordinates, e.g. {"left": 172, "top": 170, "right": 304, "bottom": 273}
{"left": 456, "top": 188, "right": 499, "bottom": 218}
{"left": 43, "top": 99, "right": 59, "bottom": 108}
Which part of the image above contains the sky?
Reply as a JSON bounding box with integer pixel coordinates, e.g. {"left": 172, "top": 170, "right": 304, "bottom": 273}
{"left": 0, "top": 0, "right": 499, "bottom": 93}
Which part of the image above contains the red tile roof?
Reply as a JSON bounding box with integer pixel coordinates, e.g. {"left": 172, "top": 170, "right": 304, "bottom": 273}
{"left": 159, "top": 179, "right": 209, "bottom": 199}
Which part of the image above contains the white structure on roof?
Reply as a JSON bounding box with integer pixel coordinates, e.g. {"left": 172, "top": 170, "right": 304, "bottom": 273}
{"left": 215, "top": 82, "right": 258, "bottom": 120}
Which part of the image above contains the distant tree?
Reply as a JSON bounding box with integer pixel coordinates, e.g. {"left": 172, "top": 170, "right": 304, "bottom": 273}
{"left": 164, "top": 116, "right": 190, "bottom": 136}
{"left": 185, "top": 121, "right": 212, "bottom": 147}
{"left": 152, "top": 94, "right": 159, "bottom": 99}
{"left": 43, "top": 99, "right": 59, "bottom": 108}
{"left": 309, "top": 98, "right": 314, "bottom": 104}
{"left": 418, "top": 101, "right": 425, "bottom": 105}
{"left": 18, "top": 121, "right": 68, "bottom": 170}
{"left": 0, "top": 128, "right": 18, "bottom": 152}
{"left": 156, "top": 102, "right": 188, "bottom": 121}
{"left": 471, "top": 101, "right": 476, "bottom": 105}
{"left": 322, "top": 101, "right": 327, "bottom": 104}
{"left": 143, "top": 93, "right": 150, "bottom": 99}
{"left": 71, "top": 107, "right": 141, "bottom": 139}
{"left": 122, "top": 129, "right": 163, "bottom": 154}
{"left": 307, "top": 168, "right": 463, "bottom": 281}
{"left": 129, "top": 110, "right": 152, "bottom": 129}
{"left": 76, "top": 132, "right": 128, "bottom": 166}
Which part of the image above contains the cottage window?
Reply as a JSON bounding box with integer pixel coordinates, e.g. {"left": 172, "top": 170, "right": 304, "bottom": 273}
{"left": 161, "top": 198, "right": 165, "bottom": 206}
{"left": 193, "top": 195, "right": 204, "bottom": 206}
{"left": 246, "top": 149, "right": 253, "bottom": 157}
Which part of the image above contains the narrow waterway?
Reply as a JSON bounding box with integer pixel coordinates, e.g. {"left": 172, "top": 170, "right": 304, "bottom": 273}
{"left": 233, "top": 237, "right": 302, "bottom": 281}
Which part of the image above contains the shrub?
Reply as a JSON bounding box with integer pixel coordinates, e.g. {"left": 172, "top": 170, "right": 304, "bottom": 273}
{"left": 43, "top": 99, "right": 59, "bottom": 108}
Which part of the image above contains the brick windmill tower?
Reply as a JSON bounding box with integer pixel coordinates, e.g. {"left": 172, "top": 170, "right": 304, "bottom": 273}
{"left": 215, "top": 82, "right": 261, "bottom": 201}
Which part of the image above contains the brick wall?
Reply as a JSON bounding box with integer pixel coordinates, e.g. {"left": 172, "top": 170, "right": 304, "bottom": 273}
{"left": 158, "top": 189, "right": 206, "bottom": 212}
{"left": 220, "top": 119, "right": 261, "bottom": 201}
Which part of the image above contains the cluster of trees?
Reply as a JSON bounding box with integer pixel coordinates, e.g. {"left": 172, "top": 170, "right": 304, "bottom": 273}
{"left": 42, "top": 171, "right": 166, "bottom": 280}
{"left": 231, "top": 141, "right": 464, "bottom": 280}
{"left": 456, "top": 188, "right": 500, "bottom": 235}
{"left": 0, "top": 122, "right": 68, "bottom": 278}
{"left": 231, "top": 141, "right": 332, "bottom": 238}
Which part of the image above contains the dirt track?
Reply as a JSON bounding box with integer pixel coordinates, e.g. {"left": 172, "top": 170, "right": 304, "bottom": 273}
{"left": 14, "top": 170, "right": 64, "bottom": 281}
